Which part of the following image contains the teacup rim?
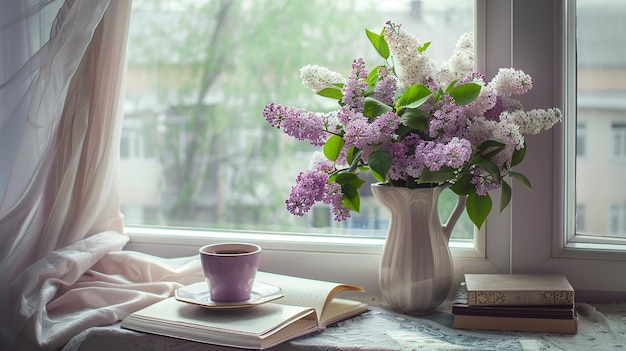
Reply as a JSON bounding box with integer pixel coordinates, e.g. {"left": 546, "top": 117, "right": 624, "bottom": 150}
{"left": 199, "top": 242, "right": 261, "bottom": 256}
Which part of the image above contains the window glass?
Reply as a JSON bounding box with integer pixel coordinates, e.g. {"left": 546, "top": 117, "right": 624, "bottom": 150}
{"left": 576, "top": 0, "right": 626, "bottom": 238}
{"left": 121, "top": 0, "right": 475, "bottom": 239}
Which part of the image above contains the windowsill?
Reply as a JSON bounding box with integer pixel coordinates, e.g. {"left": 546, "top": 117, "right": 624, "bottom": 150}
{"left": 123, "top": 225, "right": 492, "bottom": 295}
{"left": 124, "top": 225, "right": 477, "bottom": 256}
{"left": 65, "top": 298, "right": 626, "bottom": 350}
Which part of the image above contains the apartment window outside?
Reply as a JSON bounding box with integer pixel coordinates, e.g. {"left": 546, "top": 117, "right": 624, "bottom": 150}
{"left": 612, "top": 123, "right": 626, "bottom": 160}
{"left": 608, "top": 203, "right": 626, "bottom": 237}
{"left": 120, "top": 0, "right": 476, "bottom": 242}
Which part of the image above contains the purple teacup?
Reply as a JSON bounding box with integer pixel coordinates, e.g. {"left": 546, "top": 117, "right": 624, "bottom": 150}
{"left": 199, "top": 242, "right": 262, "bottom": 302}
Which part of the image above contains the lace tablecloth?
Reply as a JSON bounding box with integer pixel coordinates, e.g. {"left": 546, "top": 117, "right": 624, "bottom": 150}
{"left": 64, "top": 298, "right": 626, "bottom": 351}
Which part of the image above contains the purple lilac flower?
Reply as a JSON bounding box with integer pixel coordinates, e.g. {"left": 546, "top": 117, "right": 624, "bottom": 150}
{"left": 484, "top": 95, "right": 504, "bottom": 121}
{"left": 372, "top": 66, "right": 397, "bottom": 106}
{"left": 337, "top": 105, "right": 360, "bottom": 126}
{"left": 471, "top": 169, "right": 501, "bottom": 196}
{"left": 341, "top": 58, "right": 369, "bottom": 113}
{"left": 263, "top": 103, "right": 327, "bottom": 146}
{"left": 285, "top": 170, "right": 329, "bottom": 216}
{"left": 423, "top": 138, "right": 472, "bottom": 171}
{"left": 387, "top": 134, "right": 427, "bottom": 180}
{"left": 429, "top": 96, "right": 469, "bottom": 143}
{"left": 372, "top": 111, "right": 400, "bottom": 137}
{"left": 343, "top": 115, "right": 373, "bottom": 149}
{"left": 323, "top": 182, "right": 351, "bottom": 221}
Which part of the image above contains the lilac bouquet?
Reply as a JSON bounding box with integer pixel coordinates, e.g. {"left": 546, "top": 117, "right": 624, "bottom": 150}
{"left": 263, "top": 21, "right": 561, "bottom": 229}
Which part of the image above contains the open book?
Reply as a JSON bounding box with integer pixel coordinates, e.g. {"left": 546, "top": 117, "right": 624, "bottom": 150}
{"left": 120, "top": 271, "right": 368, "bottom": 349}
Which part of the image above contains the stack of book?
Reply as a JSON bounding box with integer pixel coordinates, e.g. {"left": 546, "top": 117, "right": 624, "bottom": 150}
{"left": 451, "top": 274, "right": 578, "bottom": 334}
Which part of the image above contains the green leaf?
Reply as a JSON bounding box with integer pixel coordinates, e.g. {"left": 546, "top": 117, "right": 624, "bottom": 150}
{"left": 363, "top": 97, "right": 393, "bottom": 118}
{"left": 335, "top": 173, "right": 366, "bottom": 190}
{"left": 341, "top": 183, "right": 361, "bottom": 212}
{"left": 417, "top": 41, "right": 431, "bottom": 53}
{"left": 500, "top": 180, "right": 512, "bottom": 212}
{"left": 466, "top": 192, "right": 492, "bottom": 229}
{"left": 475, "top": 159, "right": 502, "bottom": 182}
{"left": 368, "top": 149, "right": 393, "bottom": 180}
{"left": 477, "top": 140, "right": 506, "bottom": 159}
{"left": 367, "top": 66, "right": 385, "bottom": 88}
{"left": 477, "top": 140, "right": 506, "bottom": 153}
{"left": 395, "top": 124, "right": 413, "bottom": 137}
{"left": 323, "top": 134, "right": 344, "bottom": 161}
{"left": 347, "top": 148, "right": 363, "bottom": 173}
{"left": 396, "top": 84, "right": 433, "bottom": 109}
{"left": 511, "top": 145, "right": 527, "bottom": 167}
{"left": 317, "top": 87, "right": 343, "bottom": 100}
{"left": 449, "top": 82, "right": 481, "bottom": 106}
{"left": 365, "top": 28, "right": 390, "bottom": 59}
{"left": 418, "top": 167, "right": 456, "bottom": 184}
{"left": 399, "top": 108, "right": 429, "bottom": 131}
{"left": 444, "top": 80, "right": 458, "bottom": 93}
{"left": 346, "top": 146, "right": 358, "bottom": 165}
{"left": 510, "top": 171, "right": 533, "bottom": 191}
{"left": 371, "top": 169, "right": 386, "bottom": 183}
{"left": 450, "top": 173, "right": 474, "bottom": 195}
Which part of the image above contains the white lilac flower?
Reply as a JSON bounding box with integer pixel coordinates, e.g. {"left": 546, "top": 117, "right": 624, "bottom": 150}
{"left": 439, "top": 32, "right": 475, "bottom": 86}
{"left": 309, "top": 151, "right": 334, "bottom": 172}
{"left": 501, "top": 108, "right": 562, "bottom": 135}
{"left": 488, "top": 68, "right": 533, "bottom": 97}
{"left": 467, "top": 116, "right": 524, "bottom": 167}
{"left": 463, "top": 77, "right": 497, "bottom": 117}
{"left": 300, "top": 64, "right": 345, "bottom": 93}
{"left": 383, "top": 22, "right": 435, "bottom": 89}
{"left": 466, "top": 116, "right": 497, "bottom": 146}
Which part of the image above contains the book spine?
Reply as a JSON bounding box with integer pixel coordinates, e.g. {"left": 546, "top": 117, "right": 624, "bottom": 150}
{"left": 466, "top": 290, "right": 574, "bottom": 306}
{"left": 452, "top": 314, "right": 578, "bottom": 334}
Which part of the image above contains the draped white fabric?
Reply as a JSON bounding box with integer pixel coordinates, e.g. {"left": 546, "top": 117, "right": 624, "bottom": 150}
{"left": 0, "top": 1, "right": 203, "bottom": 349}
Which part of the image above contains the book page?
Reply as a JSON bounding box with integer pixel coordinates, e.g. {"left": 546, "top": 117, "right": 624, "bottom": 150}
{"left": 121, "top": 297, "right": 320, "bottom": 349}
{"left": 122, "top": 296, "right": 315, "bottom": 335}
{"left": 256, "top": 271, "right": 365, "bottom": 325}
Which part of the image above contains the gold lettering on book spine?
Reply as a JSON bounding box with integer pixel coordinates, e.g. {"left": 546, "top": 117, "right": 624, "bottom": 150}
{"left": 469, "top": 292, "right": 506, "bottom": 305}
{"left": 468, "top": 290, "right": 574, "bottom": 305}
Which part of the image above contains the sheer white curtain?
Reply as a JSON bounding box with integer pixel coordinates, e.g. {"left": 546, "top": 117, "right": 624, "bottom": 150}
{"left": 0, "top": 1, "right": 202, "bottom": 350}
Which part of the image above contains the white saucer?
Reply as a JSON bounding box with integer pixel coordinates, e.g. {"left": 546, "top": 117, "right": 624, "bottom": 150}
{"left": 175, "top": 281, "right": 283, "bottom": 309}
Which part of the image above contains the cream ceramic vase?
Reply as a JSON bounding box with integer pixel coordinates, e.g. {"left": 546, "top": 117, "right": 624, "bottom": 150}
{"left": 371, "top": 183, "right": 466, "bottom": 315}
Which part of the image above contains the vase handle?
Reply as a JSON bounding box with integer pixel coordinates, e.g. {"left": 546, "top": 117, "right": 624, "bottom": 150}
{"left": 443, "top": 194, "right": 467, "bottom": 240}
